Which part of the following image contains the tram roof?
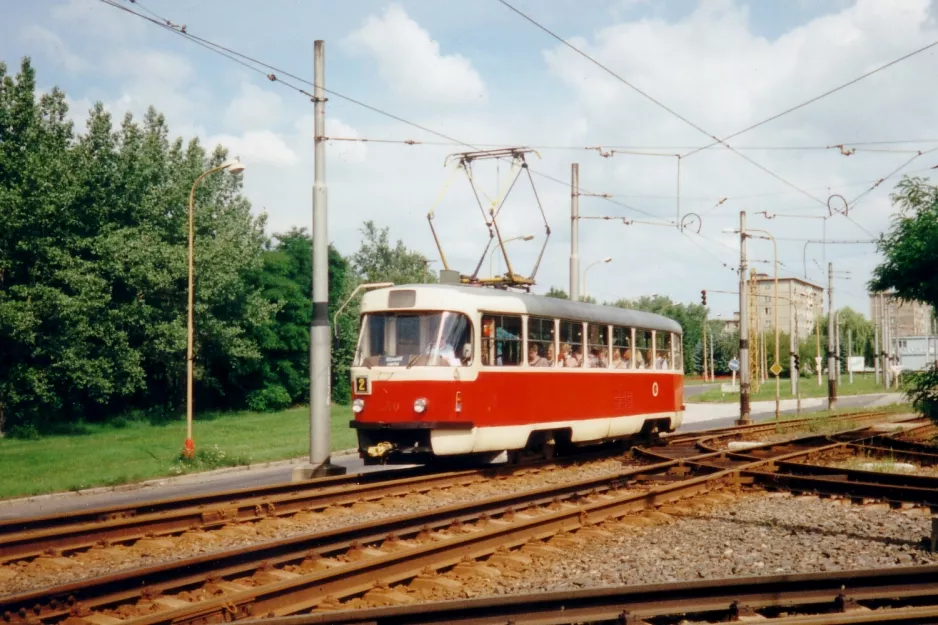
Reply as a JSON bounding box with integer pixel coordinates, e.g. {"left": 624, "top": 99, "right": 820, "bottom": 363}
{"left": 362, "top": 284, "right": 682, "bottom": 334}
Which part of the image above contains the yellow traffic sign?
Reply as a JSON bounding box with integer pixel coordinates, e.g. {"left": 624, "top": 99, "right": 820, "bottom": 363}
{"left": 770, "top": 362, "right": 783, "bottom": 376}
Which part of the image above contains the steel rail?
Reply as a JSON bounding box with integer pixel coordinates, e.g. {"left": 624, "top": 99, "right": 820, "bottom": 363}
{"left": 0, "top": 445, "right": 639, "bottom": 563}
{"left": 229, "top": 564, "right": 938, "bottom": 625}
{"left": 2, "top": 432, "right": 877, "bottom": 625}
{"left": 0, "top": 411, "right": 898, "bottom": 564}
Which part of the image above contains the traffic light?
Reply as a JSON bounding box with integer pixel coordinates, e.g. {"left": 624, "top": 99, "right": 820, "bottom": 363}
{"left": 794, "top": 354, "right": 801, "bottom": 369}
{"left": 701, "top": 289, "right": 707, "bottom": 306}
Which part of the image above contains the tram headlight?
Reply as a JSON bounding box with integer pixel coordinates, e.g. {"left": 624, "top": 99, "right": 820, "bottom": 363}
{"left": 413, "top": 398, "right": 428, "bottom": 414}
{"left": 352, "top": 398, "right": 365, "bottom": 414}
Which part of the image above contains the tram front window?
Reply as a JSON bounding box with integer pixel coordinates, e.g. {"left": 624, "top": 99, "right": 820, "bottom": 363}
{"left": 354, "top": 311, "right": 473, "bottom": 367}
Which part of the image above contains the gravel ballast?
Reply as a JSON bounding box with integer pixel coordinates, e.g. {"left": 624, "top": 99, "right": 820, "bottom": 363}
{"left": 480, "top": 491, "right": 938, "bottom": 595}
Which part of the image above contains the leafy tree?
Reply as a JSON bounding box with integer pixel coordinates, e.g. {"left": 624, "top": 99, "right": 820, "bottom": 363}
{"left": 871, "top": 175, "right": 938, "bottom": 420}
{"left": 352, "top": 221, "right": 436, "bottom": 285}
{"left": 871, "top": 176, "right": 938, "bottom": 308}
{"left": 247, "top": 228, "right": 356, "bottom": 409}
{"left": 0, "top": 58, "right": 273, "bottom": 434}
{"left": 544, "top": 287, "right": 568, "bottom": 299}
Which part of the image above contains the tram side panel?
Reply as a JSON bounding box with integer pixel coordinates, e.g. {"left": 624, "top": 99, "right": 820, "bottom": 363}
{"left": 351, "top": 369, "right": 683, "bottom": 460}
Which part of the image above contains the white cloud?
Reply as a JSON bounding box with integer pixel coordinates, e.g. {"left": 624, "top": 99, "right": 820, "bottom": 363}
{"left": 51, "top": 0, "right": 146, "bottom": 41}
{"left": 343, "top": 4, "right": 487, "bottom": 105}
{"left": 21, "top": 25, "right": 89, "bottom": 72}
{"left": 104, "top": 49, "right": 194, "bottom": 86}
{"left": 204, "top": 130, "right": 298, "bottom": 167}
{"left": 224, "top": 83, "right": 285, "bottom": 129}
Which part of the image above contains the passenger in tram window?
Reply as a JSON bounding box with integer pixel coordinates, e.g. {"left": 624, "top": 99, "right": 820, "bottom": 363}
{"left": 635, "top": 350, "right": 646, "bottom": 369}
{"left": 528, "top": 343, "right": 549, "bottom": 367}
{"left": 619, "top": 348, "right": 633, "bottom": 369}
{"left": 547, "top": 343, "right": 557, "bottom": 366}
{"left": 655, "top": 354, "right": 669, "bottom": 370}
{"left": 573, "top": 346, "right": 585, "bottom": 367}
{"left": 645, "top": 349, "right": 655, "bottom": 369}
{"left": 599, "top": 347, "right": 609, "bottom": 368}
{"left": 611, "top": 349, "right": 622, "bottom": 368}
{"left": 587, "top": 348, "right": 600, "bottom": 368}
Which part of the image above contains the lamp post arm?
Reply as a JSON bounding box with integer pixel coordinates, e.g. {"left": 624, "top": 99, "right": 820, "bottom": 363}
{"left": 333, "top": 282, "right": 395, "bottom": 337}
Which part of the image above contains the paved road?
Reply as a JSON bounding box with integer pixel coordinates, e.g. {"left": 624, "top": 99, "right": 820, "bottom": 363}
{"left": 683, "top": 383, "right": 720, "bottom": 399}
{"left": 0, "top": 391, "right": 904, "bottom": 520}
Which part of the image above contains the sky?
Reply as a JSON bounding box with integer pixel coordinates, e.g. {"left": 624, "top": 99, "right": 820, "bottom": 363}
{"left": 3, "top": 0, "right": 938, "bottom": 320}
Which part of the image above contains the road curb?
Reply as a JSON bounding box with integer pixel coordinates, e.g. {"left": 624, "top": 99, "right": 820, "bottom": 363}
{"left": 0, "top": 447, "right": 359, "bottom": 509}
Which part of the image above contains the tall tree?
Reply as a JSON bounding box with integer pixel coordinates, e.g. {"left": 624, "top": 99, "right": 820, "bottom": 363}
{"left": 0, "top": 58, "right": 274, "bottom": 434}
{"left": 247, "top": 228, "right": 355, "bottom": 409}
{"left": 871, "top": 176, "right": 938, "bottom": 309}
{"left": 871, "top": 175, "right": 938, "bottom": 420}
{"left": 352, "top": 221, "right": 436, "bottom": 285}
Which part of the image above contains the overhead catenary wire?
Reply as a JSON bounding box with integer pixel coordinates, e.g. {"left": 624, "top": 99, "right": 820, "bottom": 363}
{"left": 101, "top": 0, "right": 676, "bottom": 226}
{"left": 322, "top": 136, "right": 930, "bottom": 155}
{"left": 680, "top": 38, "right": 938, "bottom": 159}
{"left": 496, "top": 0, "right": 829, "bottom": 208}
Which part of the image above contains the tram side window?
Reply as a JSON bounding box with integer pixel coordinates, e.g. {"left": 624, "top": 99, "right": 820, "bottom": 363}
{"left": 673, "top": 333, "right": 683, "bottom": 372}
{"left": 482, "top": 314, "right": 523, "bottom": 367}
{"left": 612, "top": 326, "right": 632, "bottom": 369}
{"left": 655, "top": 332, "right": 671, "bottom": 370}
{"left": 635, "top": 330, "right": 653, "bottom": 369}
{"left": 527, "top": 316, "right": 555, "bottom": 366}
{"left": 586, "top": 323, "right": 609, "bottom": 368}
{"left": 558, "top": 320, "right": 584, "bottom": 367}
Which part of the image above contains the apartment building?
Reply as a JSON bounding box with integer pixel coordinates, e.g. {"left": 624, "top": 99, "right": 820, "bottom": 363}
{"left": 752, "top": 274, "right": 825, "bottom": 339}
{"left": 869, "top": 292, "right": 935, "bottom": 338}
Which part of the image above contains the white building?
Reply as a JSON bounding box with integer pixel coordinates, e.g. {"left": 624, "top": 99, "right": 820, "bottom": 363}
{"left": 896, "top": 336, "right": 938, "bottom": 372}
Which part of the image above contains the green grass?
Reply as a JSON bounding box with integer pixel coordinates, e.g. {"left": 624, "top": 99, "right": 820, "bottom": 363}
{"left": 692, "top": 373, "right": 895, "bottom": 403}
{"left": 683, "top": 376, "right": 732, "bottom": 386}
{"left": 0, "top": 405, "right": 356, "bottom": 500}
{"left": 771, "top": 402, "right": 912, "bottom": 434}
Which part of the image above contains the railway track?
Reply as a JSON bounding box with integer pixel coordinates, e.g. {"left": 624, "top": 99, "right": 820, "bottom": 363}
{"left": 0, "top": 410, "right": 901, "bottom": 566}
{"left": 230, "top": 564, "right": 938, "bottom": 624}
{"left": 2, "top": 413, "right": 927, "bottom": 625}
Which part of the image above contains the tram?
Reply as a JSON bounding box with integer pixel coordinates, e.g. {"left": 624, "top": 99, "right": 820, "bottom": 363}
{"left": 349, "top": 283, "right": 684, "bottom": 464}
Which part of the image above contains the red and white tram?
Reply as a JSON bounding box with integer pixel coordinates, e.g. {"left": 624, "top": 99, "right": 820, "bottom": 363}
{"left": 350, "top": 284, "right": 684, "bottom": 464}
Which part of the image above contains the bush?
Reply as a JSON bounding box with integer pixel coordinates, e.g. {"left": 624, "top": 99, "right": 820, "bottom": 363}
{"left": 903, "top": 365, "right": 938, "bottom": 422}
{"left": 9, "top": 423, "right": 41, "bottom": 440}
{"left": 246, "top": 385, "right": 292, "bottom": 412}
{"left": 169, "top": 444, "right": 252, "bottom": 475}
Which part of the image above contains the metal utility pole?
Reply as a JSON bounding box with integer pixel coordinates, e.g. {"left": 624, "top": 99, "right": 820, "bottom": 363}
{"left": 738, "top": 211, "right": 751, "bottom": 425}
{"left": 827, "top": 262, "right": 837, "bottom": 411}
{"left": 835, "top": 312, "right": 841, "bottom": 387}
{"left": 295, "top": 41, "right": 345, "bottom": 480}
{"left": 701, "top": 288, "right": 708, "bottom": 381}
{"left": 794, "top": 308, "right": 802, "bottom": 414}
{"left": 815, "top": 307, "right": 822, "bottom": 386}
{"left": 874, "top": 311, "right": 881, "bottom": 385}
{"left": 789, "top": 305, "right": 797, "bottom": 396}
{"left": 880, "top": 293, "right": 889, "bottom": 388}
{"left": 707, "top": 326, "right": 717, "bottom": 382}
{"left": 570, "top": 163, "right": 580, "bottom": 302}
{"left": 848, "top": 328, "right": 853, "bottom": 384}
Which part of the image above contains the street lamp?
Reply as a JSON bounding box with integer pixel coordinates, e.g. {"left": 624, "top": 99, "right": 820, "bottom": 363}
{"left": 582, "top": 257, "right": 612, "bottom": 300}
{"left": 490, "top": 234, "right": 534, "bottom": 277}
{"left": 185, "top": 158, "right": 245, "bottom": 459}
